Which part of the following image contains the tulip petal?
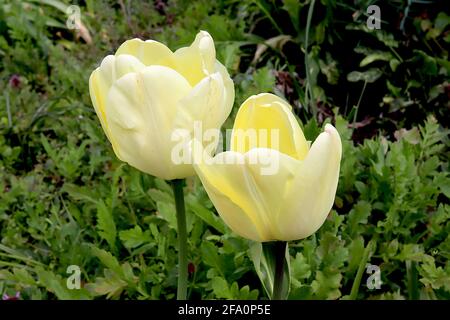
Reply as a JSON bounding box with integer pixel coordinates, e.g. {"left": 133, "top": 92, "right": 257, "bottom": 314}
{"left": 105, "top": 65, "right": 192, "bottom": 179}
{"left": 116, "top": 38, "right": 175, "bottom": 68}
{"left": 192, "top": 140, "right": 300, "bottom": 241}
{"left": 280, "top": 124, "right": 342, "bottom": 240}
{"left": 173, "top": 31, "right": 216, "bottom": 86}
{"left": 243, "top": 148, "right": 300, "bottom": 240}
{"left": 214, "top": 61, "right": 235, "bottom": 124}
{"left": 192, "top": 144, "right": 266, "bottom": 241}
{"left": 89, "top": 54, "right": 146, "bottom": 159}
{"left": 230, "top": 93, "right": 309, "bottom": 160}
{"left": 174, "top": 72, "right": 225, "bottom": 131}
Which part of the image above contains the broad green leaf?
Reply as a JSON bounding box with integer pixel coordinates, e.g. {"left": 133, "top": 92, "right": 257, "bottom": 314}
{"left": 282, "top": 0, "right": 301, "bottom": 32}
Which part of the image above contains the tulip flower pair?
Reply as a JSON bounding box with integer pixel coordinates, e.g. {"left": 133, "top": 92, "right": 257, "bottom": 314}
{"left": 89, "top": 31, "right": 342, "bottom": 300}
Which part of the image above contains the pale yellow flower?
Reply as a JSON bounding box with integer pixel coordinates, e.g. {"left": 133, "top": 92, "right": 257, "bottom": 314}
{"left": 89, "top": 31, "right": 234, "bottom": 180}
{"left": 192, "top": 93, "right": 342, "bottom": 242}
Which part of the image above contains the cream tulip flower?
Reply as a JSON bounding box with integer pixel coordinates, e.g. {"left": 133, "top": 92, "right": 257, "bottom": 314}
{"left": 192, "top": 93, "right": 342, "bottom": 242}
{"left": 89, "top": 31, "right": 234, "bottom": 180}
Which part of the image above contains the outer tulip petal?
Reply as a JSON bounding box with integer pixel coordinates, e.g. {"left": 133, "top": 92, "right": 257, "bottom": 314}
{"left": 280, "top": 124, "right": 342, "bottom": 240}
{"left": 173, "top": 31, "right": 216, "bottom": 86}
{"left": 230, "top": 93, "right": 309, "bottom": 160}
{"left": 115, "top": 38, "right": 175, "bottom": 68}
{"left": 89, "top": 54, "right": 146, "bottom": 159}
{"left": 105, "top": 65, "right": 192, "bottom": 179}
{"left": 214, "top": 61, "right": 235, "bottom": 124}
{"left": 192, "top": 143, "right": 266, "bottom": 241}
{"left": 242, "top": 148, "right": 301, "bottom": 240}
{"left": 192, "top": 140, "right": 300, "bottom": 241}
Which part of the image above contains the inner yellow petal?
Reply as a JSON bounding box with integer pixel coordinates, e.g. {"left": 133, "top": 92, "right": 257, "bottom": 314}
{"left": 230, "top": 93, "right": 309, "bottom": 160}
{"left": 173, "top": 31, "right": 216, "bottom": 86}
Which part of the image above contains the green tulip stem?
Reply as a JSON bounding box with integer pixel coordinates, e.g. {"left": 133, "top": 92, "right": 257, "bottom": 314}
{"left": 171, "top": 179, "right": 188, "bottom": 300}
{"left": 272, "top": 241, "right": 288, "bottom": 300}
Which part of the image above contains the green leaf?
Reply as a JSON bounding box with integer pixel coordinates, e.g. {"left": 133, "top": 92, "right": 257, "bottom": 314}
{"left": 347, "top": 201, "right": 372, "bottom": 237}
{"left": 291, "top": 252, "right": 311, "bottom": 281}
{"left": 90, "top": 246, "right": 123, "bottom": 277}
{"left": 12, "top": 268, "right": 36, "bottom": 286}
{"left": 156, "top": 201, "right": 185, "bottom": 231}
{"left": 347, "top": 68, "right": 382, "bottom": 83}
{"left": 201, "top": 241, "right": 223, "bottom": 274}
{"left": 395, "top": 244, "right": 426, "bottom": 262}
{"left": 387, "top": 80, "right": 402, "bottom": 97}
{"left": 359, "top": 52, "right": 392, "bottom": 67}
{"left": 211, "top": 276, "right": 258, "bottom": 300}
{"left": 319, "top": 53, "right": 339, "bottom": 85}
{"left": 347, "top": 236, "right": 365, "bottom": 274}
{"left": 389, "top": 59, "right": 400, "bottom": 71}
{"left": 418, "top": 256, "right": 450, "bottom": 291}
{"left": 147, "top": 188, "right": 172, "bottom": 203}
{"left": 119, "top": 226, "right": 151, "bottom": 249}
{"left": 282, "top": 0, "right": 301, "bottom": 32}
{"left": 346, "top": 25, "right": 399, "bottom": 47}
{"left": 85, "top": 269, "right": 128, "bottom": 299}
{"left": 253, "top": 66, "right": 276, "bottom": 92}
{"left": 394, "top": 127, "right": 420, "bottom": 145}
{"left": 311, "top": 270, "right": 342, "bottom": 299}
{"left": 434, "top": 12, "right": 450, "bottom": 33}
{"left": 96, "top": 200, "right": 116, "bottom": 251}
{"left": 185, "top": 194, "right": 226, "bottom": 234}
{"left": 211, "top": 276, "right": 232, "bottom": 299}
{"left": 36, "top": 268, "right": 91, "bottom": 300}
{"left": 217, "top": 42, "right": 241, "bottom": 72}
{"left": 249, "top": 242, "right": 291, "bottom": 299}
{"left": 62, "top": 183, "right": 98, "bottom": 204}
{"left": 349, "top": 240, "right": 374, "bottom": 300}
{"left": 414, "top": 50, "right": 438, "bottom": 76}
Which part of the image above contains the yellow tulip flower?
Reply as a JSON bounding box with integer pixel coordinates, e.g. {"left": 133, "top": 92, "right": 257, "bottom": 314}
{"left": 89, "top": 31, "right": 234, "bottom": 180}
{"left": 192, "top": 93, "right": 342, "bottom": 242}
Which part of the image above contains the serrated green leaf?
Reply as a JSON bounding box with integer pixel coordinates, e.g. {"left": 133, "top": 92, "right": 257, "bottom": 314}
{"left": 311, "top": 271, "right": 342, "bottom": 299}
{"left": 156, "top": 201, "right": 177, "bottom": 230}
{"left": 96, "top": 200, "right": 116, "bottom": 251}
{"left": 85, "top": 269, "right": 127, "bottom": 299}
{"left": 212, "top": 276, "right": 231, "bottom": 299}
{"left": 90, "top": 246, "right": 123, "bottom": 277}
{"left": 36, "top": 268, "right": 91, "bottom": 300}
{"left": 119, "top": 226, "right": 151, "bottom": 249}
{"left": 291, "top": 252, "right": 311, "bottom": 281}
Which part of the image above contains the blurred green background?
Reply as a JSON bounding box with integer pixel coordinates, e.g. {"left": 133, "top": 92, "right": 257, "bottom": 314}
{"left": 0, "top": 0, "right": 448, "bottom": 300}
